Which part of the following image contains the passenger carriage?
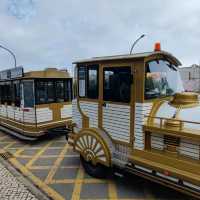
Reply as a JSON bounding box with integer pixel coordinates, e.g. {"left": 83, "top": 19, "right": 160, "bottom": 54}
{"left": 0, "top": 67, "right": 72, "bottom": 140}
{"left": 68, "top": 44, "right": 200, "bottom": 198}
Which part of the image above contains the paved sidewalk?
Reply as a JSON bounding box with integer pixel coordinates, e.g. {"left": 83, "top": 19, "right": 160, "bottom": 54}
{"left": 0, "top": 161, "right": 39, "bottom": 200}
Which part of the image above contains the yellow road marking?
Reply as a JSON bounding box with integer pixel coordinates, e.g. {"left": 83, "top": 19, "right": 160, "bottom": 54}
{"left": 9, "top": 157, "right": 65, "bottom": 200}
{"left": 11, "top": 146, "right": 64, "bottom": 150}
{"left": 14, "top": 148, "right": 26, "bottom": 157}
{"left": 71, "top": 166, "right": 84, "bottom": 200}
{"left": 3, "top": 141, "right": 16, "bottom": 149}
{"left": 0, "top": 149, "right": 6, "bottom": 153}
{"left": 0, "top": 141, "right": 13, "bottom": 144}
{"left": 45, "top": 143, "right": 69, "bottom": 184}
{"left": 49, "top": 178, "right": 106, "bottom": 184}
{"left": 25, "top": 141, "right": 53, "bottom": 168}
{"left": 29, "top": 165, "right": 79, "bottom": 170}
{"left": 108, "top": 180, "right": 118, "bottom": 199}
{"left": 17, "top": 154, "right": 78, "bottom": 159}
{"left": 0, "top": 135, "right": 9, "bottom": 141}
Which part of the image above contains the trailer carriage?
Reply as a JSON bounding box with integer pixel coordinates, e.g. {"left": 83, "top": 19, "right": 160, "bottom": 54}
{"left": 68, "top": 44, "right": 200, "bottom": 198}
{"left": 0, "top": 67, "right": 72, "bottom": 140}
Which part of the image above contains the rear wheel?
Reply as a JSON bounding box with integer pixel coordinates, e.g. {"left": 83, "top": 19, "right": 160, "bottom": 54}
{"left": 80, "top": 155, "right": 109, "bottom": 179}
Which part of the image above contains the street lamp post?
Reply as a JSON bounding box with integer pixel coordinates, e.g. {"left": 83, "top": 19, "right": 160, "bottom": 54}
{"left": 130, "top": 34, "right": 146, "bottom": 55}
{"left": 0, "top": 45, "right": 17, "bottom": 68}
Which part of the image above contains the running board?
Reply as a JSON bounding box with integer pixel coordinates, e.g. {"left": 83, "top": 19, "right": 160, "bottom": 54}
{"left": 125, "top": 164, "right": 200, "bottom": 199}
{"left": 0, "top": 125, "right": 37, "bottom": 141}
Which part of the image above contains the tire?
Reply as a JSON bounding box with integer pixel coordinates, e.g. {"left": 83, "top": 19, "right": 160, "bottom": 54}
{"left": 80, "top": 155, "right": 109, "bottom": 179}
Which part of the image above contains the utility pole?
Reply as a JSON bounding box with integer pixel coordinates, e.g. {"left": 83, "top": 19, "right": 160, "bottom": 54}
{"left": 0, "top": 45, "right": 17, "bottom": 68}
{"left": 130, "top": 34, "right": 146, "bottom": 55}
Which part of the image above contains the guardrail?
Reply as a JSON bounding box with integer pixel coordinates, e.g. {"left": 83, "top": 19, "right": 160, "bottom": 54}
{"left": 145, "top": 115, "right": 200, "bottom": 131}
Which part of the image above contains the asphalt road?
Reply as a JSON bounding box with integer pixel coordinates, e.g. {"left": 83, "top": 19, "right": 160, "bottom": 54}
{"left": 0, "top": 131, "right": 195, "bottom": 200}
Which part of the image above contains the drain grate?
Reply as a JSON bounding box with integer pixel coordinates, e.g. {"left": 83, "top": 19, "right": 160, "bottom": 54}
{"left": 0, "top": 151, "right": 13, "bottom": 160}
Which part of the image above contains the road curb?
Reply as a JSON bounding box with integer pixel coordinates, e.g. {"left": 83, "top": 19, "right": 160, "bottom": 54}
{"left": 0, "top": 156, "right": 51, "bottom": 200}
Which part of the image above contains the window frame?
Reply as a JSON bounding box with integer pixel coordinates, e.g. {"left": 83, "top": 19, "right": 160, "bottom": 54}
{"left": 103, "top": 66, "right": 132, "bottom": 103}
{"left": 23, "top": 80, "right": 35, "bottom": 108}
{"left": 55, "top": 80, "right": 65, "bottom": 103}
{"left": 0, "top": 81, "right": 12, "bottom": 105}
{"left": 35, "top": 80, "right": 48, "bottom": 105}
{"left": 13, "top": 80, "right": 21, "bottom": 107}
{"left": 64, "top": 78, "right": 73, "bottom": 102}
{"left": 35, "top": 78, "right": 72, "bottom": 105}
{"left": 78, "top": 64, "right": 99, "bottom": 99}
{"left": 144, "top": 59, "right": 180, "bottom": 100}
{"left": 87, "top": 65, "right": 99, "bottom": 99}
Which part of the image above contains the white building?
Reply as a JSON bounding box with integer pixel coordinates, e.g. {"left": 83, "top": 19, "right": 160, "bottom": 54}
{"left": 179, "top": 64, "right": 200, "bottom": 92}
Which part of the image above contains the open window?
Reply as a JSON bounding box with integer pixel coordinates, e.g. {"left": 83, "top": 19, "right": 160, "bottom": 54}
{"left": 103, "top": 67, "right": 132, "bottom": 103}
{"left": 78, "top": 65, "right": 99, "bottom": 99}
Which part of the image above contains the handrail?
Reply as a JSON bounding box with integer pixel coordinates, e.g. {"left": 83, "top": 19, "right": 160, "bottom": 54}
{"left": 145, "top": 115, "right": 200, "bottom": 125}
{"left": 145, "top": 115, "right": 200, "bottom": 131}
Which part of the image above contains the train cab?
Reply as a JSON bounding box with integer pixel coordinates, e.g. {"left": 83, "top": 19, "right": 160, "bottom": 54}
{"left": 69, "top": 44, "right": 200, "bottom": 199}
{"left": 0, "top": 67, "right": 72, "bottom": 140}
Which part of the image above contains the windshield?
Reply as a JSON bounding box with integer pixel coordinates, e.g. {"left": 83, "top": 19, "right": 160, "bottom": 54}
{"left": 145, "top": 59, "right": 184, "bottom": 99}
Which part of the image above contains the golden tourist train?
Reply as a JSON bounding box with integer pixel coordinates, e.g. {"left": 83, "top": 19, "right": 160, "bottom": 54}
{"left": 68, "top": 43, "right": 200, "bottom": 199}
{"left": 0, "top": 43, "right": 200, "bottom": 199}
{"left": 0, "top": 67, "right": 72, "bottom": 140}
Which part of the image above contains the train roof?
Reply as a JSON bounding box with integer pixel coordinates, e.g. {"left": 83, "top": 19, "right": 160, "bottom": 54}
{"left": 0, "top": 67, "right": 71, "bottom": 82}
{"left": 24, "top": 68, "right": 71, "bottom": 79}
{"left": 73, "top": 50, "right": 181, "bottom": 66}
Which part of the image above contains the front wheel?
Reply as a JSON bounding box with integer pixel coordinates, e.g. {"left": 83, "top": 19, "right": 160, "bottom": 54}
{"left": 80, "top": 155, "right": 109, "bottom": 179}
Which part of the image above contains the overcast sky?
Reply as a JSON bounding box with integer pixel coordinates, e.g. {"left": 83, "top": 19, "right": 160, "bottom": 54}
{"left": 0, "top": 0, "right": 200, "bottom": 72}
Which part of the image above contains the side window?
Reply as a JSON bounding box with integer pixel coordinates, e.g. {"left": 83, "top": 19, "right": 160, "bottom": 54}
{"left": 23, "top": 81, "right": 34, "bottom": 108}
{"left": 47, "top": 81, "right": 55, "bottom": 103}
{"left": 13, "top": 81, "right": 21, "bottom": 107}
{"left": 0, "top": 84, "right": 4, "bottom": 104}
{"left": 64, "top": 79, "right": 72, "bottom": 101}
{"left": 7, "top": 82, "right": 12, "bottom": 105}
{"left": 56, "top": 81, "right": 64, "bottom": 102}
{"left": 0, "top": 83, "right": 3, "bottom": 104}
{"left": 78, "top": 65, "right": 99, "bottom": 99}
{"left": 87, "top": 67, "right": 98, "bottom": 99}
{"left": 1, "top": 82, "right": 12, "bottom": 105}
{"left": 35, "top": 79, "right": 71, "bottom": 104}
{"left": 0, "top": 84, "right": 1, "bottom": 103}
{"left": 103, "top": 67, "right": 131, "bottom": 103}
{"left": 78, "top": 66, "right": 86, "bottom": 97}
{"left": 36, "top": 81, "right": 47, "bottom": 104}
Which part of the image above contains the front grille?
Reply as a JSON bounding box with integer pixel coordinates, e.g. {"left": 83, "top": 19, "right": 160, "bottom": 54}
{"left": 164, "top": 135, "right": 180, "bottom": 153}
{"left": 164, "top": 135, "right": 180, "bottom": 147}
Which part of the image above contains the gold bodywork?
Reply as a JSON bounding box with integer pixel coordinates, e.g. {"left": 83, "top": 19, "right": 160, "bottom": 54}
{"left": 0, "top": 68, "right": 72, "bottom": 138}
{"left": 69, "top": 128, "right": 111, "bottom": 167}
{"left": 70, "top": 51, "right": 200, "bottom": 198}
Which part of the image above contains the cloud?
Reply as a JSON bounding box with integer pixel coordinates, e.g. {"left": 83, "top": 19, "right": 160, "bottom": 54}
{"left": 7, "top": 0, "right": 36, "bottom": 21}
{"left": 0, "top": 0, "right": 200, "bottom": 71}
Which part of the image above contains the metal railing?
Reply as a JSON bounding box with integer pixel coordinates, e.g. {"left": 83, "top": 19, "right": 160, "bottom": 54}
{"left": 145, "top": 115, "right": 200, "bottom": 131}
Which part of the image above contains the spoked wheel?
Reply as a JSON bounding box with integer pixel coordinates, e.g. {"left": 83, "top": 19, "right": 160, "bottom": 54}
{"left": 80, "top": 155, "right": 109, "bottom": 178}
{"left": 74, "top": 129, "right": 111, "bottom": 178}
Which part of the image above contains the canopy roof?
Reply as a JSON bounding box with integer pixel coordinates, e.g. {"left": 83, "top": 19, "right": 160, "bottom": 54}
{"left": 24, "top": 68, "right": 71, "bottom": 79}
{"left": 73, "top": 51, "right": 181, "bottom": 66}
